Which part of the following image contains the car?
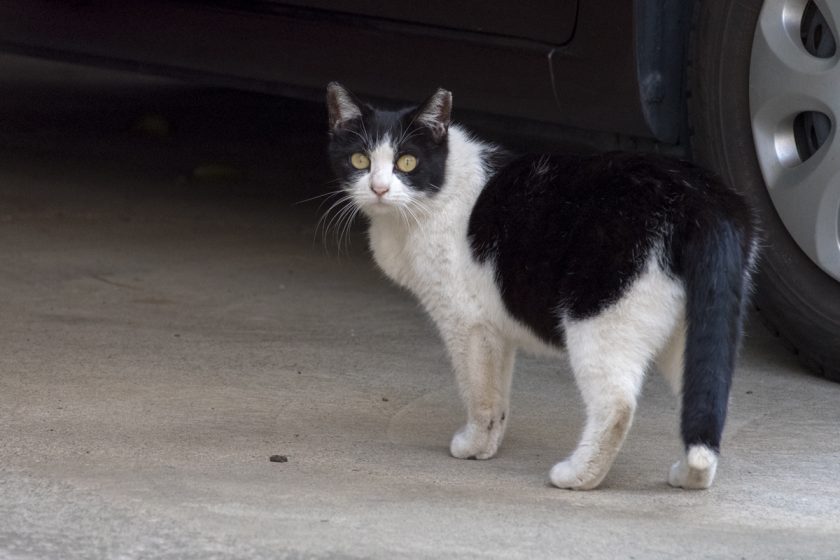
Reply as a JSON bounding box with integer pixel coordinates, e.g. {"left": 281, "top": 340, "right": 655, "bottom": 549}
{"left": 1, "top": 0, "right": 837, "bottom": 380}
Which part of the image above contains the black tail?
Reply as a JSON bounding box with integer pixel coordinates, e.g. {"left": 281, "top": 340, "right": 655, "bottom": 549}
{"left": 680, "top": 219, "right": 752, "bottom": 452}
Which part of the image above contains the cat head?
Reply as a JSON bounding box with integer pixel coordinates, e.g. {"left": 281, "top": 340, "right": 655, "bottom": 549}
{"left": 326, "top": 82, "right": 452, "bottom": 217}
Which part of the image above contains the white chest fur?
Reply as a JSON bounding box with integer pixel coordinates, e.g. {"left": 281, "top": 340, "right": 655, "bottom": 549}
{"left": 368, "top": 202, "right": 485, "bottom": 327}
{"left": 365, "top": 128, "right": 553, "bottom": 354}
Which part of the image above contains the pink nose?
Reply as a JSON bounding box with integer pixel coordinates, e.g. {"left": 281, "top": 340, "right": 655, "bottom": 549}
{"left": 371, "top": 184, "right": 390, "bottom": 197}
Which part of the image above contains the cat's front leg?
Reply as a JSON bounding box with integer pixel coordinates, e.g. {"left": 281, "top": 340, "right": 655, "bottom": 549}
{"left": 446, "top": 325, "right": 516, "bottom": 460}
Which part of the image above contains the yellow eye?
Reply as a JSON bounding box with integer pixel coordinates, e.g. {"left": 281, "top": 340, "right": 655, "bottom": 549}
{"left": 396, "top": 154, "right": 417, "bottom": 173}
{"left": 350, "top": 153, "right": 370, "bottom": 169}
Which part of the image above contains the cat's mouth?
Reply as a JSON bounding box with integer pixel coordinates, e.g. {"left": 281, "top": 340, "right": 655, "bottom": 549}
{"left": 352, "top": 190, "right": 408, "bottom": 216}
{"left": 363, "top": 198, "right": 395, "bottom": 215}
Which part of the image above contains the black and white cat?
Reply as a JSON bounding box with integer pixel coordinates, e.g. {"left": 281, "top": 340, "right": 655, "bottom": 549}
{"left": 325, "top": 83, "right": 758, "bottom": 490}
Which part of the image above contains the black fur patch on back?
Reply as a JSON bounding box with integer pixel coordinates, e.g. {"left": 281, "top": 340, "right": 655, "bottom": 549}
{"left": 468, "top": 152, "right": 754, "bottom": 346}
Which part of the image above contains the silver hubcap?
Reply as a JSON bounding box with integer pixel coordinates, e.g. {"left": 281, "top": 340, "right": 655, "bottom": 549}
{"left": 750, "top": 0, "right": 840, "bottom": 281}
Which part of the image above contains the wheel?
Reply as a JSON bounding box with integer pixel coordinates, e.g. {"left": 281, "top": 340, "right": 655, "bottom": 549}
{"left": 689, "top": 0, "right": 840, "bottom": 381}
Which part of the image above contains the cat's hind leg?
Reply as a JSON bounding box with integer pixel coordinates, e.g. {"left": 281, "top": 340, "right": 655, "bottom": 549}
{"left": 448, "top": 325, "right": 516, "bottom": 460}
{"left": 655, "top": 314, "right": 685, "bottom": 396}
{"left": 551, "top": 262, "right": 682, "bottom": 490}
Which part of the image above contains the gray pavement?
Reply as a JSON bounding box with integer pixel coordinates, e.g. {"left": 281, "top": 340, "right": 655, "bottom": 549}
{"left": 1, "top": 55, "right": 839, "bottom": 559}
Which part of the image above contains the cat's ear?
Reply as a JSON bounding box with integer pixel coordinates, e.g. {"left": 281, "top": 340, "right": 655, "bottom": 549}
{"left": 326, "top": 82, "right": 364, "bottom": 131}
{"left": 413, "top": 88, "right": 452, "bottom": 142}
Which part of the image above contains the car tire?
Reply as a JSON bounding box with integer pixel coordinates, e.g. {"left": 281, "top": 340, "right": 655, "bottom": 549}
{"left": 688, "top": 0, "right": 840, "bottom": 381}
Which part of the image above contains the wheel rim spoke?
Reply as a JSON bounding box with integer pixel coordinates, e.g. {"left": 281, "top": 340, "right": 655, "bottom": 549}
{"left": 751, "top": 0, "right": 839, "bottom": 117}
{"left": 751, "top": 0, "right": 840, "bottom": 280}
{"left": 770, "top": 133, "right": 840, "bottom": 277}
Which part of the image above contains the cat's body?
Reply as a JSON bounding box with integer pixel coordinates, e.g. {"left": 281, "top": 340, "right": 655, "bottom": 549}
{"left": 326, "top": 83, "right": 758, "bottom": 490}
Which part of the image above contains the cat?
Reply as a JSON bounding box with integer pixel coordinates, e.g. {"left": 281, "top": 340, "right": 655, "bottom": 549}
{"left": 325, "top": 82, "right": 758, "bottom": 490}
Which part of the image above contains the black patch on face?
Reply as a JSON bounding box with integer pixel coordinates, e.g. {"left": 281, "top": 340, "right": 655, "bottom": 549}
{"left": 468, "top": 152, "right": 756, "bottom": 347}
{"left": 326, "top": 98, "right": 449, "bottom": 196}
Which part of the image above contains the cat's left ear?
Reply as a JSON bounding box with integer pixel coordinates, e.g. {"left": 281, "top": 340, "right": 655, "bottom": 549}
{"left": 413, "top": 88, "right": 452, "bottom": 142}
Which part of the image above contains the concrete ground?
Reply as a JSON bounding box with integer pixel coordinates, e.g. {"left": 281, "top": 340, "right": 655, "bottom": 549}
{"left": 1, "top": 55, "right": 839, "bottom": 559}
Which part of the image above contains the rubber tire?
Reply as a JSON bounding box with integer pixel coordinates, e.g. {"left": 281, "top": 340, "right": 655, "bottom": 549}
{"left": 688, "top": 0, "right": 840, "bottom": 381}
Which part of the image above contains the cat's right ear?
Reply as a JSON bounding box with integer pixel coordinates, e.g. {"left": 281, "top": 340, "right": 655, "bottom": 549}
{"left": 326, "top": 82, "right": 364, "bottom": 131}
{"left": 413, "top": 88, "right": 452, "bottom": 142}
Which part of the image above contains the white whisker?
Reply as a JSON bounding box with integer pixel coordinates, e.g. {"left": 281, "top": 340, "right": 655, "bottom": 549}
{"left": 295, "top": 189, "right": 345, "bottom": 206}
{"left": 398, "top": 128, "right": 423, "bottom": 145}
{"left": 396, "top": 110, "right": 423, "bottom": 145}
{"left": 316, "top": 195, "right": 354, "bottom": 250}
{"left": 331, "top": 203, "right": 357, "bottom": 254}
{"left": 338, "top": 205, "right": 362, "bottom": 254}
{"left": 325, "top": 200, "right": 355, "bottom": 246}
{"left": 358, "top": 119, "right": 372, "bottom": 150}
{"left": 334, "top": 202, "right": 356, "bottom": 248}
{"left": 345, "top": 128, "right": 370, "bottom": 149}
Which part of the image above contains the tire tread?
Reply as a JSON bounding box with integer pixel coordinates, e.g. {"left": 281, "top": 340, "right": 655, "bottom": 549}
{"left": 686, "top": 0, "right": 840, "bottom": 383}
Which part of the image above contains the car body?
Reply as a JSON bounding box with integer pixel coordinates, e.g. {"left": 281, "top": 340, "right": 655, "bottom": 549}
{"left": 0, "top": 0, "right": 689, "bottom": 142}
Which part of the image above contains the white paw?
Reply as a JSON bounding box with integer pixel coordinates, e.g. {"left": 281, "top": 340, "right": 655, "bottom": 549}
{"left": 668, "top": 445, "right": 718, "bottom": 489}
{"left": 549, "top": 459, "right": 602, "bottom": 490}
{"left": 449, "top": 419, "right": 504, "bottom": 460}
